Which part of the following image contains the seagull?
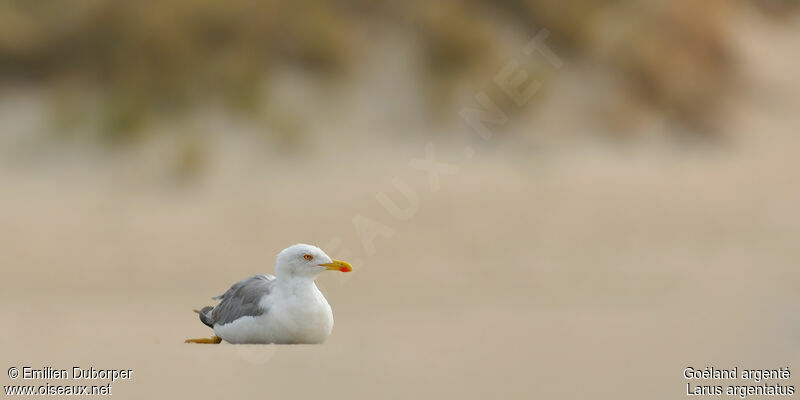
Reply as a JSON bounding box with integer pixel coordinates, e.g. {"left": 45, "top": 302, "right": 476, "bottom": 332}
{"left": 185, "top": 244, "right": 352, "bottom": 344}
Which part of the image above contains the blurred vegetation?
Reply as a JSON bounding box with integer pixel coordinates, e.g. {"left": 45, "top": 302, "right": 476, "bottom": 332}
{"left": 0, "top": 0, "right": 793, "bottom": 144}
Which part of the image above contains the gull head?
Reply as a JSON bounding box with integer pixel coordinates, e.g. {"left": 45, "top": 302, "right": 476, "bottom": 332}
{"left": 275, "top": 243, "right": 352, "bottom": 278}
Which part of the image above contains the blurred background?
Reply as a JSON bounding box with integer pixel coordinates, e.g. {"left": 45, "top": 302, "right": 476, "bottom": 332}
{"left": 1, "top": 1, "right": 799, "bottom": 399}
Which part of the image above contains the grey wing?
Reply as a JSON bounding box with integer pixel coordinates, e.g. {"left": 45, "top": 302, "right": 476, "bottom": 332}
{"left": 197, "top": 274, "right": 276, "bottom": 328}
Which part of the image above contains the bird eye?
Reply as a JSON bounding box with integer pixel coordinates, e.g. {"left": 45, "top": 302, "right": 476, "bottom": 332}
{"left": 303, "top": 254, "right": 313, "bottom": 261}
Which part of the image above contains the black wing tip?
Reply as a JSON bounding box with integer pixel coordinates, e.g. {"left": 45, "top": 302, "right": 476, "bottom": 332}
{"left": 198, "top": 306, "right": 215, "bottom": 328}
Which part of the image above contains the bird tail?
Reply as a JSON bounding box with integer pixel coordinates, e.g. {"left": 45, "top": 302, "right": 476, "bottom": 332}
{"left": 196, "top": 306, "right": 215, "bottom": 328}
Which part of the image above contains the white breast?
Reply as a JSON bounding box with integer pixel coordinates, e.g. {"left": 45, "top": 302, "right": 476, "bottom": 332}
{"left": 214, "top": 281, "right": 334, "bottom": 344}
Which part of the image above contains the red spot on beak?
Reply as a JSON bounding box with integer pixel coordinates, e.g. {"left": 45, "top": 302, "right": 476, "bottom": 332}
{"left": 341, "top": 265, "right": 352, "bottom": 273}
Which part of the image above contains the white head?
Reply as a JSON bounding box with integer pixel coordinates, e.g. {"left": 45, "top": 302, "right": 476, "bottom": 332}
{"left": 274, "top": 243, "right": 352, "bottom": 279}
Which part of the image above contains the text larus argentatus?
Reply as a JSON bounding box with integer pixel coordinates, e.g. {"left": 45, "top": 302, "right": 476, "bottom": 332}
{"left": 185, "top": 244, "right": 352, "bottom": 344}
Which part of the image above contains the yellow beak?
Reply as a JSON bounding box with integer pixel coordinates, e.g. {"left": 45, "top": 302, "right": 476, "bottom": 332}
{"left": 320, "top": 260, "right": 352, "bottom": 273}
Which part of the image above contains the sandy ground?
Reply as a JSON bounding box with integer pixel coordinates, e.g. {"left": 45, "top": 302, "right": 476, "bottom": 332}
{"left": 1, "top": 12, "right": 800, "bottom": 400}
{"left": 1, "top": 132, "right": 799, "bottom": 399}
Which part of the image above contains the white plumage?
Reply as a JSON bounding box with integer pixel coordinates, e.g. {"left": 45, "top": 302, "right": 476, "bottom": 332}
{"left": 186, "top": 244, "right": 352, "bottom": 345}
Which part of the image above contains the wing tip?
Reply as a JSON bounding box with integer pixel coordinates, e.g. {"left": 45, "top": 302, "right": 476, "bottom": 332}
{"left": 198, "top": 305, "right": 216, "bottom": 328}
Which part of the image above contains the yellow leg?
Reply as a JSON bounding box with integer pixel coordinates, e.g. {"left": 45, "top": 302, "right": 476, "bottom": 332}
{"left": 185, "top": 336, "right": 222, "bottom": 344}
